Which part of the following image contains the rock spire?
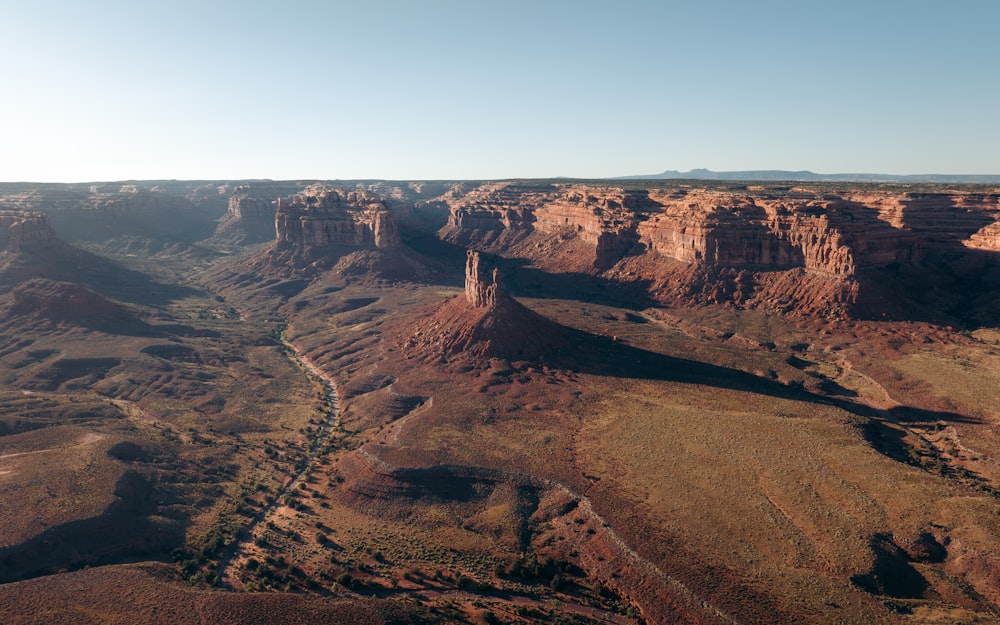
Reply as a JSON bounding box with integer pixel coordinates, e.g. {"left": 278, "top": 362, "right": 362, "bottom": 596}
{"left": 465, "top": 250, "right": 502, "bottom": 308}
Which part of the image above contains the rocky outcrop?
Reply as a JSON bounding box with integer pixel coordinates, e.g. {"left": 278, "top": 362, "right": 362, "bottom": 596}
{"left": 435, "top": 183, "right": 1000, "bottom": 320}
{"left": 438, "top": 184, "right": 1000, "bottom": 277}
{"left": 274, "top": 186, "right": 400, "bottom": 251}
{"left": 966, "top": 219, "right": 1000, "bottom": 251}
{"left": 465, "top": 250, "right": 501, "bottom": 307}
{"left": 233, "top": 186, "right": 435, "bottom": 282}
{"left": 442, "top": 184, "right": 653, "bottom": 268}
{"left": 0, "top": 211, "right": 54, "bottom": 252}
{"left": 0, "top": 184, "right": 221, "bottom": 247}
{"left": 443, "top": 184, "right": 928, "bottom": 277}
{"left": 79, "top": 186, "right": 196, "bottom": 216}
{"left": 228, "top": 195, "right": 275, "bottom": 221}
{"left": 445, "top": 183, "right": 540, "bottom": 231}
{"left": 226, "top": 182, "right": 311, "bottom": 220}
{"left": 398, "top": 251, "right": 567, "bottom": 363}
{"left": 532, "top": 187, "right": 655, "bottom": 268}
{"left": 640, "top": 191, "right": 921, "bottom": 276}
{"left": 212, "top": 182, "right": 311, "bottom": 245}
{"left": 844, "top": 191, "right": 1000, "bottom": 254}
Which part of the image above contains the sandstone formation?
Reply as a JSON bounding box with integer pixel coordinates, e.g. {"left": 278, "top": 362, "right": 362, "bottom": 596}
{"left": 0, "top": 211, "right": 54, "bottom": 253}
{"left": 226, "top": 182, "right": 310, "bottom": 221}
{"left": 436, "top": 183, "right": 1000, "bottom": 320}
{"left": 365, "top": 181, "right": 456, "bottom": 234}
{"left": 465, "top": 249, "right": 501, "bottom": 307}
{"left": 444, "top": 184, "right": 543, "bottom": 234}
{"left": 228, "top": 194, "right": 275, "bottom": 221}
{"left": 843, "top": 191, "right": 1000, "bottom": 253}
{"left": 214, "top": 183, "right": 310, "bottom": 245}
{"left": 442, "top": 184, "right": 933, "bottom": 275}
{"left": 0, "top": 181, "right": 230, "bottom": 215}
{"left": 233, "top": 185, "right": 423, "bottom": 282}
{"left": 967, "top": 219, "right": 1000, "bottom": 251}
{"left": 0, "top": 183, "right": 231, "bottom": 251}
{"left": 399, "top": 251, "right": 567, "bottom": 363}
{"left": 274, "top": 186, "right": 400, "bottom": 252}
{"left": 78, "top": 185, "right": 198, "bottom": 216}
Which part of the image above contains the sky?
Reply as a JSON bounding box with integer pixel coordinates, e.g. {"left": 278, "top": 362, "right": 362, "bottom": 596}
{"left": 1, "top": 0, "right": 998, "bottom": 181}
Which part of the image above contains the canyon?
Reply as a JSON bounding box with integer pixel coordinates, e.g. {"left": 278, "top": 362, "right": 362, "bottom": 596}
{"left": 1, "top": 178, "right": 999, "bottom": 625}
{"left": 434, "top": 182, "right": 1000, "bottom": 321}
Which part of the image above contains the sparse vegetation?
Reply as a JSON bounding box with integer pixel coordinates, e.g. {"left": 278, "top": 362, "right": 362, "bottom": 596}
{"left": 2, "top": 180, "right": 1000, "bottom": 624}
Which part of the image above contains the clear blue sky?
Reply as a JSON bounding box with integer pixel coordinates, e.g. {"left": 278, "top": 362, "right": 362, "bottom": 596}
{"left": 2, "top": 0, "right": 998, "bottom": 181}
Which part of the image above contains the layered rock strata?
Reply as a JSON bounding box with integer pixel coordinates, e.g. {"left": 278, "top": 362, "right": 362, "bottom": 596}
{"left": 228, "top": 194, "right": 275, "bottom": 221}
{"left": 966, "top": 219, "right": 1000, "bottom": 251}
{"left": 79, "top": 185, "right": 197, "bottom": 215}
{"left": 0, "top": 211, "right": 54, "bottom": 252}
{"left": 274, "top": 186, "right": 400, "bottom": 251}
{"left": 640, "top": 191, "right": 921, "bottom": 276}
{"left": 844, "top": 191, "right": 1000, "bottom": 254}
{"left": 226, "top": 182, "right": 310, "bottom": 220}
{"left": 465, "top": 250, "right": 501, "bottom": 307}
{"left": 213, "top": 182, "right": 310, "bottom": 245}
{"left": 437, "top": 183, "right": 1000, "bottom": 319}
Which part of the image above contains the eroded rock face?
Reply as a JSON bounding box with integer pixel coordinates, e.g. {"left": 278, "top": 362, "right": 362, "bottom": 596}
{"left": 445, "top": 183, "right": 541, "bottom": 233}
{"left": 228, "top": 195, "right": 275, "bottom": 221}
{"left": 640, "top": 191, "right": 922, "bottom": 276}
{"left": 443, "top": 184, "right": 653, "bottom": 268}
{"left": 441, "top": 184, "right": 935, "bottom": 276}
{"left": 436, "top": 183, "right": 1000, "bottom": 320}
{"left": 0, "top": 211, "right": 54, "bottom": 252}
{"left": 227, "top": 182, "right": 310, "bottom": 220}
{"left": 80, "top": 185, "right": 196, "bottom": 215}
{"left": 967, "top": 220, "right": 1000, "bottom": 251}
{"left": 465, "top": 250, "right": 501, "bottom": 308}
{"left": 275, "top": 186, "right": 400, "bottom": 251}
{"left": 213, "top": 182, "right": 311, "bottom": 245}
{"left": 845, "top": 191, "right": 1000, "bottom": 253}
{"left": 1, "top": 184, "right": 223, "bottom": 248}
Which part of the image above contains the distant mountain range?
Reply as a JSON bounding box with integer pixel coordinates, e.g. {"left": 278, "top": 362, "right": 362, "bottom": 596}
{"left": 618, "top": 168, "right": 1000, "bottom": 184}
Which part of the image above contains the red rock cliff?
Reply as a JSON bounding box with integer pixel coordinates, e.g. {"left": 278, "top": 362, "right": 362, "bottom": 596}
{"left": 436, "top": 183, "right": 1000, "bottom": 319}
{"left": 0, "top": 211, "right": 54, "bottom": 252}
{"left": 641, "top": 190, "right": 921, "bottom": 276}
{"left": 227, "top": 182, "right": 310, "bottom": 220}
{"left": 437, "top": 184, "right": 994, "bottom": 277}
{"left": 274, "top": 186, "right": 400, "bottom": 250}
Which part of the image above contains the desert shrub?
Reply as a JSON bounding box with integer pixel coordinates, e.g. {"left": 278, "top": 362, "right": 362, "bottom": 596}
{"left": 107, "top": 441, "right": 145, "bottom": 461}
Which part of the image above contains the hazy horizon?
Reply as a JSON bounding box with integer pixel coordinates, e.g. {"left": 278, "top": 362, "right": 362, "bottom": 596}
{"left": 5, "top": 167, "right": 1000, "bottom": 186}
{"left": 3, "top": 1, "right": 999, "bottom": 182}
